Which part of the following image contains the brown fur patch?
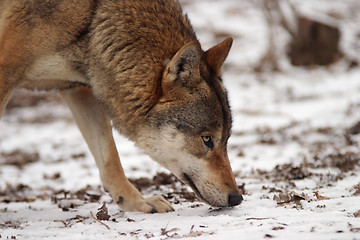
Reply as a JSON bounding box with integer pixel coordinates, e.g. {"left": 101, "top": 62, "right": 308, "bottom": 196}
{"left": 206, "top": 149, "right": 238, "bottom": 193}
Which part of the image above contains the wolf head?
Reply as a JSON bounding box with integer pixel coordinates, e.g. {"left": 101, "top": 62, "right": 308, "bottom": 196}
{"left": 138, "top": 38, "right": 243, "bottom": 207}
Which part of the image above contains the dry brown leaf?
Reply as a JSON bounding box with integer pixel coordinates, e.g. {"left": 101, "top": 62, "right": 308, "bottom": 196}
{"left": 161, "top": 227, "right": 180, "bottom": 237}
{"left": 184, "top": 231, "right": 204, "bottom": 237}
{"left": 349, "top": 223, "right": 360, "bottom": 232}
{"left": 96, "top": 204, "right": 110, "bottom": 221}
{"left": 274, "top": 191, "right": 310, "bottom": 205}
{"left": 273, "top": 193, "right": 292, "bottom": 204}
{"left": 291, "top": 191, "right": 311, "bottom": 201}
{"left": 168, "top": 228, "right": 180, "bottom": 233}
{"left": 353, "top": 184, "right": 360, "bottom": 196}
{"left": 314, "top": 192, "right": 330, "bottom": 200}
{"left": 272, "top": 226, "right": 285, "bottom": 231}
{"left": 354, "top": 210, "right": 360, "bottom": 218}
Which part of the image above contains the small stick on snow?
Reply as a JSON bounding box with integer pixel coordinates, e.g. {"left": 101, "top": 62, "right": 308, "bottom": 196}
{"left": 90, "top": 211, "right": 110, "bottom": 230}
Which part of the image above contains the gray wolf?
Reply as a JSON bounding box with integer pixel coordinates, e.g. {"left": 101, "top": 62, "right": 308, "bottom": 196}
{"left": 0, "top": 0, "right": 243, "bottom": 213}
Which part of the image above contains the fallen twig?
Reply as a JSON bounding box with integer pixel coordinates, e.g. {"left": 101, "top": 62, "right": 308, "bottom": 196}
{"left": 90, "top": 211, "right": 110, "bottom": 230}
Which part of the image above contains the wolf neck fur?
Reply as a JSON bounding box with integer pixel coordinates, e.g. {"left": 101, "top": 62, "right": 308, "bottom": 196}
{"left": 88, "top": 0, "right": 197, "bottom": 139}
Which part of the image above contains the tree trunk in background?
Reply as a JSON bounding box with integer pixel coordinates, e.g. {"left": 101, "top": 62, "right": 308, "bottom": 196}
{"left": 288, "top": 16, "right": 342, "bottom": 66}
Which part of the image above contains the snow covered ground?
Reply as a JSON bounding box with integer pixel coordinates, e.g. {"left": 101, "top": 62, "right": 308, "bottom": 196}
{"left": 1, "top": 0, "right": 360, "bottom": 239}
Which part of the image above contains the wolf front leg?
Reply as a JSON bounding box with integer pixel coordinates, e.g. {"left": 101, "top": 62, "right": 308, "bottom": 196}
{"left": 60, "top": 87, "right": 173, "bottom": 213}
{"left": 0, "top": 73, "right": 15, "bottom": 119}
{"left": 0, "top": 87, "right": 10, "bottom": 119}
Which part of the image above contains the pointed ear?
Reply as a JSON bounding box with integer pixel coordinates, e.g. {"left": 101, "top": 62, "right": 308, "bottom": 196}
{"left": 163, "top": 41, "right": 202, "bottom": 92}
{"left": 203, "top": 38, "right": 233, "bottom": 76}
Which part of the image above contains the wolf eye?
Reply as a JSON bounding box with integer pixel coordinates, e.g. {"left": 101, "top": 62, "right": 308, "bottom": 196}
{"left": 202, "top": 136, "right": 214, "bottom": 149}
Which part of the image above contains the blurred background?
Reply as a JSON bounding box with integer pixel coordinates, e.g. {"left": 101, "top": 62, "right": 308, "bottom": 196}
{"left": 1, "top": 0, "right": 359, "bottom": 238}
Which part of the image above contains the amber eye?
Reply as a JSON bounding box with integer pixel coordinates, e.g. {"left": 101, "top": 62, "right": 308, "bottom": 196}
{"left": 202, "top": 136, "right": 214, "bottom": 150}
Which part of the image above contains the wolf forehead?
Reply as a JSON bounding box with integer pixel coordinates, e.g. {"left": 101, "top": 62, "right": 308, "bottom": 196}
{"left": 151, "top": 83, "right": 232, "bottom": 139}
{"left": 158, "top": 100, "right": 221, "bottom": 130}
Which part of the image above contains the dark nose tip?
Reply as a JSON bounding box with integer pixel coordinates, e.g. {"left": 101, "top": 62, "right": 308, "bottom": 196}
{"left": 228, "top": 193, "right": 243, "bottom": 206}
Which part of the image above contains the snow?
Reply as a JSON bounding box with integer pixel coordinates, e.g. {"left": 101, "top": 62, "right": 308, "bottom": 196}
{"left": 1, "top": 0, "right": 360, "bottom": 239}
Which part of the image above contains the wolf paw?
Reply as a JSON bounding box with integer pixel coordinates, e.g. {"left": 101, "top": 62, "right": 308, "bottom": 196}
{"left": 120, "top": 195, "right": 174, "bottom": 213}
{"left": 134, "top": 196, "right": 174, "bottom": 213}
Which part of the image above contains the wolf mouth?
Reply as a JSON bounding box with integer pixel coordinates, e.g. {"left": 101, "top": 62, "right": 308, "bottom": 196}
{"left": 182, "top": 173, "right": 209, "bottom": 204}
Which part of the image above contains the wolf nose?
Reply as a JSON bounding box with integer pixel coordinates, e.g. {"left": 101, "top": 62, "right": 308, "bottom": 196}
{"left": 228, "top": 193, "right": 243, "bottom": 206}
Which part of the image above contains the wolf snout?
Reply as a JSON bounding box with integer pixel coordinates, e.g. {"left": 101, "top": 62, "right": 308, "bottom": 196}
{"left": 182, "top": 172, "right": 243, "bottom": 207}
{"left": 228, "top": 193, "right": 243, "bottom": 207}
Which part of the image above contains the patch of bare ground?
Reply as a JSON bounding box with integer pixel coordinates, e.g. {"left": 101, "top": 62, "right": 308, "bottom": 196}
{"left": 244, "top": 120, "right": 360, "bottom": 210}
{"left": 130, "top": 173, "right": 197, "bottom": 204}
{"left": 0, "top": 150, "right": 40, "bottom": 169}
{"left": 0, "top": 172, "right": 197, "bottom": 211}
{"left": 254, "top": 120, "right": 360, "bottom": 173}
{"left": 0, "top": 184, "right": 36, "bottom": 204}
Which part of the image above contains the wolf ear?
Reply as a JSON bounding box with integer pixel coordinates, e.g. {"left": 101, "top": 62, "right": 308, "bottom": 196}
{"left": 163, "top": 41, "right": 202, "bottom": 92}
{"left": 204, "top": 38, "right": 233, "bottom": 76}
